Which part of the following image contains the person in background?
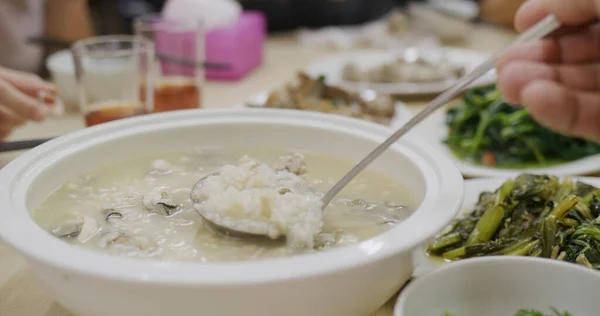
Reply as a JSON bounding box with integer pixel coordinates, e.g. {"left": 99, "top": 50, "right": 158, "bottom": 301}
{"left": 479, "top": 0, "right": 527, "bottom": 28}
{"left": 0, "top": 0, "right": 94, "bottom": 73}
{"left": 0, "top": 0, "right": 93, "bottom": 140}
{"left": 497, "top": 0, "right": 600, "bottom": 142}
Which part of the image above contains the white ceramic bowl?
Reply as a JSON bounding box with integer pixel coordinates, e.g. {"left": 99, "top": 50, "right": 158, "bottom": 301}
{"left": 0, "top": 109, "right": 463, "bottom": 316}
{"left": 395, "top": 257, "right": 600, "bottom": 316}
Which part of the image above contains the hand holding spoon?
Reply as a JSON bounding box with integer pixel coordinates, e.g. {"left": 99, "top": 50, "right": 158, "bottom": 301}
{"left": 191, "top": 15, "right": 561, "bottom": 240}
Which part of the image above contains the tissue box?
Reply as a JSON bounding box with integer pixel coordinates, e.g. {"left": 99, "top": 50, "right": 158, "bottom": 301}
{"left": 205, "top": 11, "right": 266, "bottom": 81}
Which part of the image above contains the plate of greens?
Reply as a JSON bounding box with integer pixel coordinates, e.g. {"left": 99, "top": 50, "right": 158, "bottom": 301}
{"left": 407, "top": 85, "right": 600, "bottom": 177}
{"left": 413, "top": 174, "right": 600, "bottom": 278}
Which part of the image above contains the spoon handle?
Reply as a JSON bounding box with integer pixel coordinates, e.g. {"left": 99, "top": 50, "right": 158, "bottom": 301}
{"left": 321, "top": 15, "right": 561, "bottom": 207}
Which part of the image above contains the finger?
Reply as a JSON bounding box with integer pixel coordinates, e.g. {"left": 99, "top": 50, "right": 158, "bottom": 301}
{"left": 499, "top": 61, "right": 550, "bottom": 104}
{"left": 0, "top": 79, "right": 45, "bottom": 122}
{"left": 0, "top": 67, "right": 56, "bottom": 97}
{"left": 515, "top": 0, "right": 598, "bottom": 31}
{"left": 520, "top": 80, "right": 600, "bottom": 141}
{"left": 0, "top": 126, "right": 13, "bottom": 141}
{"left": 0, "top": 105, "right": 27, "bottom": 127}
{"left": 497, "top": 29, "right": 600, "bottom": 71}
{"left": 496, "top": 40, "right": 560, "bottom": 74}
{"left": 498, "top": 61, "right": 600, "bottom": 102}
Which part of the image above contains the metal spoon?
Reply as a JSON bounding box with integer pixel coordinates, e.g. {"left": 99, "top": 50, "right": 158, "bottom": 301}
{"left": 191, "top": 15, "right": 561, "bottom": 240}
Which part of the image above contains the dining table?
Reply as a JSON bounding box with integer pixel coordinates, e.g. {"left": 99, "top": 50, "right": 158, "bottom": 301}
{"left": 0, "top": 23, "right": 517, "bottom": 316}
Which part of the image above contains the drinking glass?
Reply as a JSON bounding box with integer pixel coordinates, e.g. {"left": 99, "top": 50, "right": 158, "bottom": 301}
{"left": 72, "top": 35, "right": 154, "bottom": 127}
{"left": 135, "top": 14, "right": 204, "bottom": 113}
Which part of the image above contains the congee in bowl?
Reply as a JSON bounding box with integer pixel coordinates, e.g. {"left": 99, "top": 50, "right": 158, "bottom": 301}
{"left": 0, "top": 109, "right": 462, "bottom": 316}
{"left": 34, "top": 147, "right": 417, "bottom": 261}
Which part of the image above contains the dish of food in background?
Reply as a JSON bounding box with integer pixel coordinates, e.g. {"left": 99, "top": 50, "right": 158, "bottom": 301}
{"left": 446, "top": 86, "right": 600, "bottom": 168}
{"left": 341, "top": 52, "right": 465, "bottom": 84}
{"left": 245, "top": 72, "right": 414, "bottom": 126}
{"left": 35, "top": 147, "right": 417, "bottom": 261}
{"left": 304, "top": 47, "right": 496, "bottom": 95}
{"left": 413, "top": 175, "right": 600, "bottom": 278}
{"left": 296, "top": 6, "right": 472, "bottom": 51}
{"left": 296, "top": 10, "right": 432, "bottom": 51}
{"left": 407, "top": 86, "right": 600, "bottom": 177}
{"left": 397, "top": 256, "right": 598, "bottom": 316}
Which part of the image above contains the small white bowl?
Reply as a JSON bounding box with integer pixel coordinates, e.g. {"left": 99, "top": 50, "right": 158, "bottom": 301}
{"left": 46, "top": 49, "right": 78, "bottom": 109}
{"left": 0, "top": 109, "right": 463, "bottom": 316}
{"left": 395, "top": 256, "right": 600, "bottom": 316}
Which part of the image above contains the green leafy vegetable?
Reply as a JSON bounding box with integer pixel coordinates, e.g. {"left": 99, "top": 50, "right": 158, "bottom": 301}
{"left": 317, "top": 74, "right": 327, "bottom": 83}
{"left": 444, "top": 308, "right": 571, "bottom": 316}
{"left": 428, "top": 174, "right": 600, "bottom": 270}
{"left": 444, "top": 86, "right": 600, "bottom": 168}
{"left": 515, "top": 308, "right": 571, "bottom": 316}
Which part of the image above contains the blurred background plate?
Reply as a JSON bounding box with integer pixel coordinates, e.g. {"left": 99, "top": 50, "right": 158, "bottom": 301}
{"left": 243, "top": 91, "right": 415, "bottom": 128}
{"left": 304, "top": 47, "right": 496, "bottom": 96}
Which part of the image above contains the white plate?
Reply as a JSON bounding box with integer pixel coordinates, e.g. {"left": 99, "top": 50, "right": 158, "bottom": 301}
{"left": 408, "top": 110, "right": 600, "bottom": 177}
{"left": 242, "top": 92, "right": 415, "bottom": 127}
{"left": 412, "top": 176, "right": 600, "bottom": 278}
{"left": 303, "top": 47, "right": 496, "bottom": 95}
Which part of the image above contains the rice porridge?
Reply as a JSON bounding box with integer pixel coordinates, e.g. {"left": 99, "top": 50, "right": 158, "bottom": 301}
{"left": 33, "top": 147, "right": 417, "bottom": 262}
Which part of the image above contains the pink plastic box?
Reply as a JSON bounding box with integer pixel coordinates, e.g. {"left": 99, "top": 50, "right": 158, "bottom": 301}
{"left": 205, "top": 11, "right": 266, "bottom": 81}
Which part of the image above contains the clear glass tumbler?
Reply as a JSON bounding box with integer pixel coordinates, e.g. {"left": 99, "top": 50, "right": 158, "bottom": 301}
{"left": 135, "top": 14, "right": 204, "bottom": 113}
{"left": 72, "top": 35, "right": 154, "bottom": 127}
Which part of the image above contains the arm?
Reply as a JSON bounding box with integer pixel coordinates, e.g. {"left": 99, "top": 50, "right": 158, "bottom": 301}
{"left": 45, "top": 0, "right": 94, "bottom": 48}
{"left": 479, "top": 0, "right": 527, "bottom": 28}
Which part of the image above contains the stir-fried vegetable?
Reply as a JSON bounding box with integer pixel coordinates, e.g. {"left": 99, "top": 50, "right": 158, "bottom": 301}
{"left": 445, "top": 309, "right": 571, "bottom": 316}
{"left": 515, "top": 310, "right": 571, "bottom": 316}
{"left": 428, "top": 174, "right": 600, "bottom": 270}
{"left": 444, "top": 86, "right": 600, "bottom": 168}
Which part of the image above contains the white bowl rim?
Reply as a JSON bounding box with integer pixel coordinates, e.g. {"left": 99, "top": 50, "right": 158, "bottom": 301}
{"left": 0, "top": 108, "right": 463, "bottom": 285}
{"left": 394, "top": 256, "right": 600, "bottom": 316}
